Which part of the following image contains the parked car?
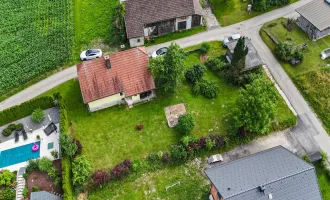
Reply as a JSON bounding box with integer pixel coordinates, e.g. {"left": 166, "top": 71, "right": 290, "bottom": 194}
{"left": 80, "top": 49, "right": 103, "bottom": 61}
{"left": 152, "top": 47, "right": 168, "bottom": 58}
{"left": 321, "top": 48, "right": 330, "bottom": 60}
{"left": 207, "top": 154, "right": 223, "bottom": 164}
{"left": 223, "top": 34, "right": 241, "bottom": 47}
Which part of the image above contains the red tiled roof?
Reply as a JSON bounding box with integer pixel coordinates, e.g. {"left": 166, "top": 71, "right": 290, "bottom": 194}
{"left": 77, "top": 47, "right": 156, "bottom": 103}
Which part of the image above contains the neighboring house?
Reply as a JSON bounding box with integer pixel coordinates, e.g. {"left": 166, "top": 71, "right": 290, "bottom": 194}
{"left": 205, "top": 146, "right": 322, "bottom": 200}
{"left": 226, "top": 37, "right": 264, "bottom": 71}
{"left": 30, "top": 191, "right": 62, "bottom": 200}
{"left": 76, "top": 47, "right": 156, "bottom": 112}
{"left": 296, "top": 0, "right": 330, "bottom": 40}
{"left": 124, "top": 0, "right": 204, "bottom": 47}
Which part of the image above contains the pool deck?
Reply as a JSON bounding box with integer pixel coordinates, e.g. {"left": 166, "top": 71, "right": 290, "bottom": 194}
{"left": 0, "top": 123, "right": 60, "bottom": 171}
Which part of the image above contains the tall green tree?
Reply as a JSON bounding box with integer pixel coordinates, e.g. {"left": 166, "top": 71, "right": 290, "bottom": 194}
{"left": 233, "top": 75, "right": 278, "bottom": 135}
{"left": 252, "top": 0, "right": 268, "bottom": 11}
{"left": 227, "top": 37, "right": 248, "bottom": 84}
{"left": 111, "top": 3, "right": 126, "bottom": 43}
{"left": 149, "top": 43, "right": 186, "bottom": 93}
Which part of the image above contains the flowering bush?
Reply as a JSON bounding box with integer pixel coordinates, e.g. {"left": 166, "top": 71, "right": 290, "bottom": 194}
{"left": 92, "top": 169, "right": 110, "bottom": 187}
{"left": 136, "top": 124, "right": 144, "bottom": 131}
{"left": 110, "top": 159, "right": 133, "bottom": 179}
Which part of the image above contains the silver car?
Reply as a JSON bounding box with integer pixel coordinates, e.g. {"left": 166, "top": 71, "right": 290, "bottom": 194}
{"left": 80, "top": 49, "right": 103, "bottom": 61}
{"left": 207, "top": 154, "right": 223, "bottom": 164}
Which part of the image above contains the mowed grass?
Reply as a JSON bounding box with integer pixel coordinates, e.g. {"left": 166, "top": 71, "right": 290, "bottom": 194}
{"left": 209, "top": 0, "right": 298, "bottom": 26}
{"left": 88, "top": 162, "right": 209, "bottom": 199}
{"left": 315, "top": 163, "right": 330, "bottom": 199}
{"left": 41, "top": 41, "right": 295, "bottom": 169}
{"left": 260, "top": 18, "right": 330, "bottom": 133}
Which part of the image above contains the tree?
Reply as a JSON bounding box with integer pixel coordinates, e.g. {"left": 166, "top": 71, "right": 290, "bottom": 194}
{"left": 72, "top": 156, "right": 91, "bottom": 186}
{"left": 111, "top": 3, "right": 126, "bottom": 44}
{"left": 149, "top": 43, "right": 186, "bottom": 93}
{"left": 226, "top": 37, "right": 248, "bottom": 84}
{"left": 275, "top": 42, "right": 292, "bottom": 62}
{"left": 59, "top": 134, "right": 78, "bottom": 158}
{"left": 176, "top": 114, "right": 195, "bottom": 134}
{"left": 185, "top": 64, "right": 206, "bottom": 83}
{"left": 252, "top": 0, "right": 268, "bottom": 11}
{"left": 233, "top": 75, "right": 278, "bottom": 135}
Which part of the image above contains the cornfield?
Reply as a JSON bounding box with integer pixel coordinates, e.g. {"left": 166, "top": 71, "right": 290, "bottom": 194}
{"left": 0, "top": 0, "right": 74, "bottom": 95}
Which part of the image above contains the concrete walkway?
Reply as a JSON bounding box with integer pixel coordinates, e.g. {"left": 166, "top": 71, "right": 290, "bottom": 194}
{"left": 0, "top": 66, "right": 77, "bottom": 111}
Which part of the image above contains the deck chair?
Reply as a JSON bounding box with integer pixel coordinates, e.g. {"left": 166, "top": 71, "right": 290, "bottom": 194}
{"left": 22, "top": 130, "right": 28, "bottom": 140}
{"left": 15, "top": 131, "right": 19, "bottom": 142}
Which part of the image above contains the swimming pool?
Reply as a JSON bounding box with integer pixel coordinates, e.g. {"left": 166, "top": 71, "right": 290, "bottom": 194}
{"left": 0, "top": 141, "right": 40, "bottom": 168}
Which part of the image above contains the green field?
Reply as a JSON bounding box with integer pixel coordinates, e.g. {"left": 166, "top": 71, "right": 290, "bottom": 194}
{"left": 0, "top": 0, "right": 74, "bottom": 97}
{"left": 260, "top": 18, "right": 330, "bottom": 133}
{"left": 209, "top": 0, "right": 298, "bottom": 26}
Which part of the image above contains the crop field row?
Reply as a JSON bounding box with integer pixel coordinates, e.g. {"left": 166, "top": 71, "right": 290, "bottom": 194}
{"left": 0, "top": 0, "right": 74, "bottom": 95}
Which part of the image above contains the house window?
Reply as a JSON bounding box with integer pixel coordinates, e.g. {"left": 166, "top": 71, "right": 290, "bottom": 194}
{"left": 178, "top": 21, "right": 187, "bottom": 30}
{"left": 137, "top": 39, "right": 141, "bottom": 42}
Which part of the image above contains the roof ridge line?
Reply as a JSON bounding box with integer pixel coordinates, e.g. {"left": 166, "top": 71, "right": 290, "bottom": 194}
{"left": 226, "top": 167, "right": 314, "bottom": 199}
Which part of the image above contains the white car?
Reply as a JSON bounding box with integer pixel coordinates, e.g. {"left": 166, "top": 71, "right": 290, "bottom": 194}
{"left": 223, "top": 34, "right": 241, "bottom": 47}
{"left": 207, "top": 154, "right": 223, "bottom": 164}
{"left": 321, "top": 48, "right": 330, "bottom": 60}
{"left": 80, "top": 49, "right": 102, "bottom": 61}
{"left": 152, "top": 47, "right": 168, "bottom": 58}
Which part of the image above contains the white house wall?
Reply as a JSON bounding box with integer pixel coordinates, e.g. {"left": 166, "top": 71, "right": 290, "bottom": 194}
{"left": 129, "top": 37, "right": 145, "bottom": 47}
{"left": 175, "top": 16, "right": 192, "bottom": 31}
{"left": 88, "top": 93, "right": 125, "bottom": 112}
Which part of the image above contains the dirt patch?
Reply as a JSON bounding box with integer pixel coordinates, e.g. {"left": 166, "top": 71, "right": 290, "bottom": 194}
{"left": 77, "top": 192, "right": 88, "bottom": 200}
{"left": 200, "top": 54, "right": 208, "bottom": 62}
{"left": 26, "top": 159, "right": 63, "bottom": 196}
{"left": 164, "top": 103, "right": 186, "bottom": 127}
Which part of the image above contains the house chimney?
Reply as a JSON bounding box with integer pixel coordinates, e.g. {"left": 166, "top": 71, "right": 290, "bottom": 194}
{"left": 104, "top": 55, "right": 111, "bottom": 70}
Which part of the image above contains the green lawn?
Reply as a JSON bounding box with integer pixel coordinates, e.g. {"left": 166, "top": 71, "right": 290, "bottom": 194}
{"left": 315, "top": 163, "right": 330, "bottom": 199}
{"left": 209, "top": 0, "right": 298, "bottom": 26}
{"left": 145, "top": 26, "right": 206, "bottom": 47}
{"left": 260, "top": 18, "right": 330, "bottom": 133}
{"left": 88, "top": 162, "right": 209, "bottom": 199}
{"left": 41, "top": 41, "right": 295, "bottom": 170}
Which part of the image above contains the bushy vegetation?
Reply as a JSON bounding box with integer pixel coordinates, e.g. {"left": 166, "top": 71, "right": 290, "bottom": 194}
{"left": 185, "top": 64, "right": 206, "bottom": 83}
{"left": 0, "top": 170, "right": 15, "bottom": 187}
{"left": 0, "top": 0, "right": 73, "bottom": 96}
{"left": 62, "top": 156, "right": 73, "bottom": 200}
{"left": 205, "top": 57, "right": 228, "bottom": 71}
{"left": 72, "top": 156, "right": 91, "bottom": 186}
{"left": 2, "top": 123, "right": 24, "bottom": 137}
{"left": 275, "top": 42, "right": 292, "bottom": 62}
{"left": 31, "top": 108, "right": 45, "bottom": 123}
{"left": 0, "top": 96, "right": 54, "bottom": 126}
{"left": 38, "top": 157, "right": 53, "bottom": 172}
{"left": 176, "top": 114, "right": 195, "bottom": 134}
{"left": 252, "top": 0, "right": 290, "bottom": 11}
{"left": 0, "top": 188, "right": 15, "bottom": 200}
{"left": 194, "top": 79, "right": 219, "bottom": 98}
{"left": 60, "top": 134, "right": 78, "bottom": 158}
{"left": 200, "top": 42, "right": 211, "bottom": 54}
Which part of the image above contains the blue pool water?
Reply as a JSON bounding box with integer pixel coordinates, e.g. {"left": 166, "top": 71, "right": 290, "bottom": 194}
{"left": 0, "top": 141, "right": 40, "bottom": 168}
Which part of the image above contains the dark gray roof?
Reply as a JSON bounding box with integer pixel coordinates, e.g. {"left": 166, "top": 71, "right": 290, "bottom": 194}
{"left": 205, "top": 146, "right": 322, "bottom": 200}
{"left": 125, "top": 0, "right": 204, "bottom": 39}
{"left": 227, "top": 38, "right": 264, "bottom": 70}
{"left": 296, "top": 0, "right": 330, "bottom": 31}
{"left": 30, "top": 191, "right": 62, "bottom": 200}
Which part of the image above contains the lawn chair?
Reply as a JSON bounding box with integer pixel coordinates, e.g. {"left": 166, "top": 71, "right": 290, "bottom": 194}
{"left": 22, "top": 130, "right": 28, "bottom": 140}
{"left": 15, "top": 131, "right": 19, "bottom": 142}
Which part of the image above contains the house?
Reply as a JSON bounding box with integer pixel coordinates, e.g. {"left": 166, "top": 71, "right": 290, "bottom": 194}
{"left": 205, "top": 146, "right": 322, "bottom": 200}
{"left": 226, "top": 37, "right": 264, "bottom": 71}
{"left": 76, "top": 47, "right": 156, "bottom": 112}
{"left": 296, "top": 0, "right": 330, "bottom": 40}
{"left": 124, "top": 0, "right": 204, "bottom": 47}
{"left": 30, "top": 191, "right": 62, "bottom": 200}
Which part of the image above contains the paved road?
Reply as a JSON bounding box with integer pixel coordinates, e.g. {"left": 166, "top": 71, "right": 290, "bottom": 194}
{"left": 0, "top": 67, "right": 77, "bottom": 110}
{"left": 1, "top": 0, "right": 329, "bottom": 158}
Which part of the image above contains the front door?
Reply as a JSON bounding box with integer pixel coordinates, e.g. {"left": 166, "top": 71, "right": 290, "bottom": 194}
{"left": 178, "top": 21, "right": 187, "bottom": 30}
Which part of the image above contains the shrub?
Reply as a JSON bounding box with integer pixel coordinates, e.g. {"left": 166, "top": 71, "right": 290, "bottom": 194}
{"left": 162, "top": 152, "right": 171, "bottom": 163}
{"left": 38, "top": 157, "right": 53, "bottom": 172}
{"left": 31, "top": 108, "right": 45, "bottom": 123}
{"left": 275, "top": 42, "right": 292, "bottom": 62}
{"left": 36, "top": 135, "right": 41, "bottom": 140}
{"left": 1, "top": 128, "right": 12, "bottom": 137}
{"left": 62, "top": 156, "right": 73, "bottom": 200}
{"left": 47, "top": 167, "right": 58, "bottom": 179}
{"left": 92, "top": 169, "right": 110, "bottom": 187}
{"left": 51, "top": 150, "right": 59, "bottom": 159}
{"left": 209, "top": 134, "right": 226, "bottom": 148}
{"left": 200, "top": 42, "right": 211, "bottom": 54}
{"left": 110, "top": 159, "right": 133, "bottom": 179}
{"left": 293, "top": 50, "right": 304, "bottom": 61}
{"left": 169, "top": 145, "right": 187, "bottom": 161}
{"left": 15, "top": 123, "right": 24, "bottom": 131}
{"left": 0, "top": 96, "right": 53, "bottom": 126}
{"left": 147, "top": 152, "right": 159, "bottom": 162}
{"left": 60, "top": 134, "right": 78, "bottom": 158}
{"left": 0, "top": 170, "right": 15, "bottom": 186}
{"left": 176, "top": 114, "right": 195, "bottom": 134}
{"left": 302, "top": 154, "right": 311, "bottom": 163}
{"left": 185, "top": 64, "right": 206, "bottom": 83}
{"left": 196, "top": 80, "right": 219, "bottom": 99}
{"left": 26, "top": 159, "right": 40, "bottom": 173}
{"left": 72, "top": 156, "right": 91, "bottom": 186}
{"left": 23, "top": 188, "right": 28, "bottom": 198}
{"left": 32, "top": 186, "right": 40, "bottom": 192}
{"left": 0, "top": 187, "right": 15, "bottom": 200}
{"left": 205, "top": 137, "right": 216, "bottom": 150}
{"left": 73, "top": 138, "right": 82, "bottom": 156}
{"left": 205, "top": 57, "right": 227, "bottom": 71}
{"left": 23, "top": 173, "right": 28, "bottom": 180}
{"left": 136, "top": 124, "right": 144, "bottom": 131}
{"left": 7, "top": 124, "right": 17, "bottom": 131}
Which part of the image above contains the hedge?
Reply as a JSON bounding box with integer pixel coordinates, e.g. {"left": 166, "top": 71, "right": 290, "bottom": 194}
{"left": 62, "top": 155, "right": 73, "bottom": 200}
{"left": 0, "top": 96, "right": 54, "bottom": 126}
